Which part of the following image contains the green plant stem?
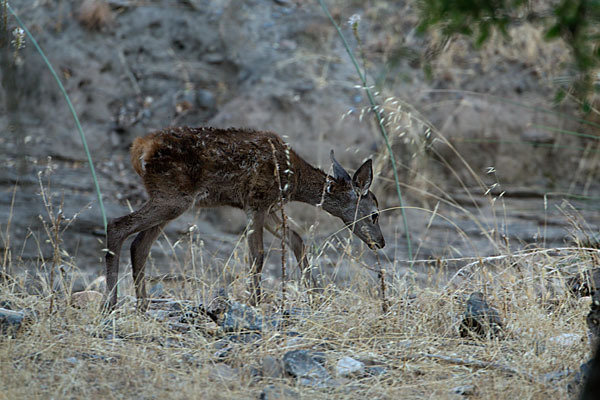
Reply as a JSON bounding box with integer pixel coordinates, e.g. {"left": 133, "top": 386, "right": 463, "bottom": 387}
{"left": 318, "top": 0, "right": 413, "bottom": 262}
{"left": 7, "top": 4, "right": 107, "bottom": 233}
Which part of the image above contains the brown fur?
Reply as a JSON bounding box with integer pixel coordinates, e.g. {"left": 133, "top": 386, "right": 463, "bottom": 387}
{"left": 105, "top": 126, "right": 385, "bottom": 310}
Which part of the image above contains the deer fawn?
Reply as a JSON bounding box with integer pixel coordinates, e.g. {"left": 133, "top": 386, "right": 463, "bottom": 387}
{"left": 105, "top": 127, "right": 385, "bottom": 310}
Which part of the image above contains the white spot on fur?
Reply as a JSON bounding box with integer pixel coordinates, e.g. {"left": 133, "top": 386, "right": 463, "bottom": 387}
{"left": 139, "top": 152, "right": 146, "bottom": 171}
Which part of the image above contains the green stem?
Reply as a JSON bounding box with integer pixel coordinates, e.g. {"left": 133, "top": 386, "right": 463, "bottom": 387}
{"left": 318, "top": 0, "right": 413, "bottom": 262}
{"left": 7, "top": 5, "right": 107, "bottom": 233}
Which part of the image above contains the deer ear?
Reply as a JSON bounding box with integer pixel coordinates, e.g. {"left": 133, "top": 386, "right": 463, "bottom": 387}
{"left": 352, "top": 159, "right": 373, "bottom": 195}
{"left": 330, "top": 150, "right": 351, "bottom": 183}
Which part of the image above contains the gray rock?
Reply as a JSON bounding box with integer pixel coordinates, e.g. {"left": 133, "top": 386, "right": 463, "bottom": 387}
{"left": 221, "top": 301, "right": 263, "bottom": 332}
{"left": 209, "top": 363, "right": 238, "bottom": 381}
{"left": 262, "top": 356, "right": 285, "bottom": 379}
{"left": 65, "top": 357, "right": 80, "bottom": 366}
{"left": 365, "top": 366, "right": 387, "bottom": 376}
{"left": 0, "top": 307, "right": 24, "bottom": 336}
{"left": 283, "top": 349, "right": 336, "bottom": 388}
{"left": 148, "top": 283, "right": 164, "bottom": 298}
{"left": 336, "top": 356, "right": 365, "bottom": 377}
{"left": 196, "top": 89, "right": 216, "bottom": 109}
{"left": 260, "top": 385, "right": 299, "bottom": 400}
{"left": 451, "top": 385, "right": 475, "bottom": 396}
{"left": 543, "top": 368, "right": 574, "bottom": 382}
{"left": 459, "top": 292, "right": 503, "bottom": 339}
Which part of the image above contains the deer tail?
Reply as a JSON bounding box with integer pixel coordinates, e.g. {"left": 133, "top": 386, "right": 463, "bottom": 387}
{"left": 130, "top": 135, "right": 158, "bottom": 176}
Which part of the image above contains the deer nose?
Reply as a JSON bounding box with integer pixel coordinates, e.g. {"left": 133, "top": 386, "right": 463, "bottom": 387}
{"left": 369, "top": 237, "right": 385, "bottom": 250}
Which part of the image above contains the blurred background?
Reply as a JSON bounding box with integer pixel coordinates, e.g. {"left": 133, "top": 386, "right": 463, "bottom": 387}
{"left": 1, "top": 0, "right": 599, "bottom": 291}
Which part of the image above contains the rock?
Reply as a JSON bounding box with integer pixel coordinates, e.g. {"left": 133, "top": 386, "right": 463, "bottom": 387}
{"left": 336, "top": 356, "right": 365, "bottom": 377}
{"left": 226, "top": 332, "right": 263, "bottom": 344}
{"left": 148, "top": 283, "right": 164, "bottom": 298}
{"left": 365, "top": 366, "right": 387, "bottom": 376}
{"left": 262, "top": 356, "right": 285, "bottom": 379}
{"left": 549, "top": 333, "right": 583, "bottom": 347}
{"left": 65, "top": 356, "right": 80, "bottom": 366}
{"left": 459, "top": 292, "right": 503, "bottom": 339}
{"left": 196, "top": 89, "right": 216, "bottom": 109}
{"left": 71, "top": 290, "right": 104, "bottom": 309}
{"left": 209, "top": 363, "right": 239, "bottom": 381}
{"left": 283, "top": 349, "right": 336, "bottom": 388}
{"left": 451, "top": 385, "right": 475, "bottom": 396}
{"left": 145, "top": 309, "right": 172, "bottom": 321}
{"left": 520, "top": 128, "right": 554, "bottom": 145}
{"left": 543, "top": 368, "right": 574, "bottom": 382}
{"left": 0, "top": 307, "right": 24, "bottom": 336}
{"left": 260, "top": 385, "right": 299, "bottom": 400}
{"left": 220, "top": 301, "right": 263, "bottom": 332}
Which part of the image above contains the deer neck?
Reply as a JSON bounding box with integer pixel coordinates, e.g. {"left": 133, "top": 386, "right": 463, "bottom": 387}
{"left": 290, "top": 157, "right": 339, "bottom": 216}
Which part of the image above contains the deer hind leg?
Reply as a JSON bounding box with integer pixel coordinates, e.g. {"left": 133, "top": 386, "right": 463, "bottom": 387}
{"left": 247, "top": 210, "right": 265, "bottom": 306}
{"left": 265, "top": 213, "right": 315, "bottom": 288}
{"left": 105, "top": 195, "right": 193, "bottom": 310}
{"left": 130, "top": 223, "right": 166, "bottom": 311}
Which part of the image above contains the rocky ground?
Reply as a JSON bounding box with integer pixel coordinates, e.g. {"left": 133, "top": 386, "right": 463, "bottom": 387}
{"left": 2, "top": 0, "right": 600, "bottom": 398}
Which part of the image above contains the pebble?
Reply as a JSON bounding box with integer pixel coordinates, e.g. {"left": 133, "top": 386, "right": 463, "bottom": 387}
{"left": 549, "top": 333, "right": 583, "bottom": 347}
{"left": 262, "top": 356, "right": 285, "bottom": 379}
{"left": 0, "top": 307, "right": 24, "bottom": 336}
{"left": 336, "top": 356, "right": 365, "bottom": 377}
{"left": 71, "top": 290, "right": 104, "bottom": 309}
{"left": 283, "top": 349, "right": 336, "bottom": 388}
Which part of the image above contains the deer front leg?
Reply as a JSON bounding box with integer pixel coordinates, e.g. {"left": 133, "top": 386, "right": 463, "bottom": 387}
{"left": 247, "top": 210, "right": 265, "bottom": 306}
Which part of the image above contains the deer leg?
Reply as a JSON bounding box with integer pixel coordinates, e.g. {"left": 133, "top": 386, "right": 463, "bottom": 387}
{"left": 130, "top": 223, "right": 166, "bottom": 311}
{"left": 247, "top": 210, "right": 265, "bottom": 306}
{"left": 265, "top": 213, "right": 311, "bottom": 285}
{"left": 105, "top": 196, "right": 192, "bottom": 310}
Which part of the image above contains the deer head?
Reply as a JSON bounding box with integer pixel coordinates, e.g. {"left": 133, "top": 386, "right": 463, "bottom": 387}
{"left": 326, "top": 150, "right": 385, "bottom": 250}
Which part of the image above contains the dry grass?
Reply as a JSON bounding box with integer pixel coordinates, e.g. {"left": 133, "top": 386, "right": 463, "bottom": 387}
{"left": 0, "top": 213, "right": 594, "bottom": 399}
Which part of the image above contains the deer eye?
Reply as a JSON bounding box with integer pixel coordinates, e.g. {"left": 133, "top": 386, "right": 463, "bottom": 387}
{"left": 371, "top": 212, "right": 379, "bottom": 224}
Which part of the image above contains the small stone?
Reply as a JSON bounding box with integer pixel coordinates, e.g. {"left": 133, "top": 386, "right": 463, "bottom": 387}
{"left": 0, "top": 307, "right": 24, "bottom": 336}
{"left": 451, "top": 385, "right": 475, "bottom": 396}
{"left": 196, "top": 89, "right": 216, "bottom": 109}
{"left": 209, "top": 363, "right": 238, "bottom": 381}
{"left": 260, "top": 385, "right": 299, "bottom": 400}
{"left": 283, "top": 349, "right": 336, "bottom": 388}
{"left": 365, "top": 366, "right": 387, "bottom": 376}
{"left": 262, "top": 356, "right": 285, "bottom": 379}
{"left": 145, "top": 309, "right": 171, "bottom": 321}
{"left": 549, "top": 333, "right": 583, "bottom": 347}
{"left": 543, "top": 368, "right": 574, "bottom": 382}
{"left": 336, "top": 356, "right": 365, "bottom": 377}
{"left": 220, "top": 301, "right": 263, "bottom": 332}
{"left": 65, "top": 357, "right": 80, "bottom": 366}
{"left": 459, "top": 292, "right": 503, "bottom": 338}
{"left": 71, "top": 290, "right": 104, "bottom": 309}
{"left": 148, "top": 283, "right": 164, "bottom": 298}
